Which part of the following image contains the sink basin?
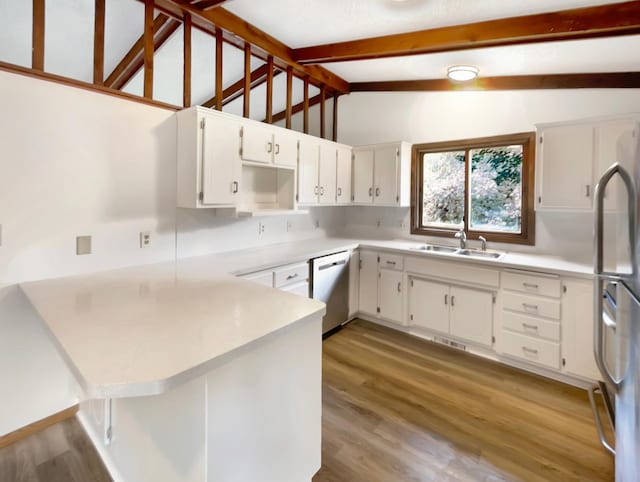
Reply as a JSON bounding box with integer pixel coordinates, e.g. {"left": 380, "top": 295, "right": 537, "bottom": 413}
{"left": 456, "top": 249, "right": 503, "bottom": 259}
{"left": 411, "top": 244, "right": 458, "bottom": 253}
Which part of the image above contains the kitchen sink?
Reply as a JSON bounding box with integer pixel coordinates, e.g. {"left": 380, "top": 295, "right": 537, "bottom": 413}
{"left": 411, "top": 244, "right": 458, "bottom": 253}
{"left": 456, "top": 249, "right": 503, "bottom": 259}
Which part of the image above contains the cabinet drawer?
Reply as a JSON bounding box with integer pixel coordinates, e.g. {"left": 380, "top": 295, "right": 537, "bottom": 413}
{"left": 242, "top": 270, "right": 274, "bottom": 287}
{"left": 274, "top": 262, "right": 309, "bottom": 288}
{"left": 502, "top": 311, "right": 560, "bottom": 341}
{"left": 503, "top": 292, "right": 561, "bottom": 320}
{"left": 501, "top": 331, "right": 560, "bottom": 369}
{"left": 279, "top": 280, "right": 309, "bottom": 297}
{"left": 379, "top": 253, "right": 404, "bottom": 271}
{"left": 502, "top": 270, "right": 561, "bottom": 298}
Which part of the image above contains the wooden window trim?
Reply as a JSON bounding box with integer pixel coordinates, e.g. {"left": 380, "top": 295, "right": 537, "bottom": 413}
{"left": 410, "top": 132, "right": 536, "bottom": 245}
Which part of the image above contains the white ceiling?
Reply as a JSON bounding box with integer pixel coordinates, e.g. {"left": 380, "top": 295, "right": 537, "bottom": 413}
{"left": 223, "top": 0, "right": 639, "bottom": 82}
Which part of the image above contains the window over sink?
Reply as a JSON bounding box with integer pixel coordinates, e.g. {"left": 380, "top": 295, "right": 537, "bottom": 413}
{"left": 411, "top": 132, "right": 536, "bottom": 245}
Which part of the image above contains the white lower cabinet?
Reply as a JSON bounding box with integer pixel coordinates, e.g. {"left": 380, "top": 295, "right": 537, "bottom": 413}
{"left": 408, "top": 277, "right": 494, "bottom": 348}
{"left": 358, "top": 251, "right": 379, "bottom": 316}
{"left": 241, "top": 262, "right": 309, "bottom": 298}
{"left": 378, "top": 268, "right": 403, "bottom": 323}
{"left": 449, "top": 286, "right": 494, "bottom": 347}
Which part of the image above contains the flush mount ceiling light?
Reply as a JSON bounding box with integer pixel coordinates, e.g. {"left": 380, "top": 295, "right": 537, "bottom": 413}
{"left": 447, "top": 65, "right": 479, "bottom": 82}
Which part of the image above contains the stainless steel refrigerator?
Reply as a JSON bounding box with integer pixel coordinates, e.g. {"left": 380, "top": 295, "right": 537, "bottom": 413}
{"left": 593, "top": 124, "right": 640, "bottom": 480}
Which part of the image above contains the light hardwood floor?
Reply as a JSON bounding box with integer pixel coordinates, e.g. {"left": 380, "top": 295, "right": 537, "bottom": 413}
{"left": 0, "top": 319, "right": 613, "bottom": 482}
{"left": 313, "top": 320, "right": 613, "bottom": 482}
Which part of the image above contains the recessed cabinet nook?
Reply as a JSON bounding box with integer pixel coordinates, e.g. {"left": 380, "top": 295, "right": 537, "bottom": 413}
{"left": 176, "top": 106, "right": 411, "bottom": 215}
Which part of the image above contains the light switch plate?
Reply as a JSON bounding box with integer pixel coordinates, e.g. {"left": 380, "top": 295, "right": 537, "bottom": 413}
{"left": 76, "top": 235, "right": 92, "bottom": 255}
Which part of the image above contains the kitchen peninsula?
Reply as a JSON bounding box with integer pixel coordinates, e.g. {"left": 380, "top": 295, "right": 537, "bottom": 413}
{"left": 20, "top": 260, "right": 326, "bottom": 482}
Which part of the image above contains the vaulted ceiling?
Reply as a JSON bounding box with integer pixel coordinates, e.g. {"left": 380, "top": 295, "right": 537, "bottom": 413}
{"left": 1, "top": 0, "right": 638, "bottom": 130}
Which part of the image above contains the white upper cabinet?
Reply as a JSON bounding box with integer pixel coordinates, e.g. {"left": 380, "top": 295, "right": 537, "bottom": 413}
{"left": 336, "top": 146, "right": 352, "bottom": 204}
{"left": 176, "top": 107, "right": 242, "bottom": 209}
{"left": 318, "top": 143, "right": 337, "bottom": 204}
{"left": 297, "top": 136, "right": 351, "bottom": 206}
{"left": 298, "top": 137, "right": 320, "bottom": 205}
{"left": 536, "top": 124, "right": 594, "bottom": 211}
{"left": 536, "top": 115, "right": 640, "bottom": 212}
{"left": 240, "top": 121, "right": 298, "bottom": 167}
{"left": 352, "top": 141, "right": 411, "bottom": 207}
{"left": 353, "top": 148, "right": 374, "bottom": 203}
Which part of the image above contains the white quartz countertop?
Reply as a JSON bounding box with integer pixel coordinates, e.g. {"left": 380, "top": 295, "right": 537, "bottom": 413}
{"left": 20, "top": 262, "right": 325, "bottom": 399}
{"left": 19, "top": 236, "right": 593, "bottom": 399}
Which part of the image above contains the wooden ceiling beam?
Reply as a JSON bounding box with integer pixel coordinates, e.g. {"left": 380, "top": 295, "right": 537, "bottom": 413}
{"left": 150, "top": 0, "right": 349, "bottom": 93}
{"left": 270, "top": 91, "right": 329, "bottom": 124}
{"left": 349, "top": 73, "right": 640, "bottom": 92}
{"left": 293, "top": 1, "right": 640, "bottom": 63}
{"left": 104, "top": 13, "right": 180, "bottom": 90}
{"left": 202, "top": 63, "right": 282, "bottom": 108}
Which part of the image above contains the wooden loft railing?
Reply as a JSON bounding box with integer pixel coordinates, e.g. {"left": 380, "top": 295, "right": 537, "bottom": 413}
{"left": 2, "top": 0, "right": 346, "bottom": 141}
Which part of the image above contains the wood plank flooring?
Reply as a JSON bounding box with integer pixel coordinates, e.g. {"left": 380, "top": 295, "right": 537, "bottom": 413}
{"left": 313, "top": 320, "right": 614, "bottom": 482}
{"left": 0, "top": 319, "right": 613, "bottom": 481}
{"left": 0, "top": 416, "right": 111, "bottom": 482}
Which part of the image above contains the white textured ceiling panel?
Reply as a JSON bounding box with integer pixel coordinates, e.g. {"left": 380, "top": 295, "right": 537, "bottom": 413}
{"left": 323, "top": 35, "right": 640, "bottom": 82}
{"left": 223, "top": 0, "right": 629, "bottom": 48}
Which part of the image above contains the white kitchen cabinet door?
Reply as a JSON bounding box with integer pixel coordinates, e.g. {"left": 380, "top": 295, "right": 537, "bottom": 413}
{"left": 596, "top": 121, "right": 638, "bottom": 211}
{"left": 348, "top": 250, "right": 360, "bottom": 317}
{"left": 353, "top": 149, "right": 374, "bottom": 203}
{"left": 280, "top": 281, "right": 309, "bottom": 297}
{"left": 449, "top": 286, "right": 493, "bottom": 347}
{"left": 273, "top": 132, "right": 298, "bottom": 168}
{"left": 408, "top": 278, "right": 449, "bottom": 334}
{"left": 297, "top": 138, "right": 320, "bottom": 204}
{"left": 562, "top": 279, "right": 600, "bottom": 380}
{"left": 358, "top": 251, "right": 378, "bottom": 316}
{"left": 537, "top": 124, "right": 594, "bottom": 210}
{"left": 201, "top": 114, "right": 242, "bottom": 206}
{"left": 318, "top": 144, "right": 337, "bottom": 204}
{"left": 374, "top": 145, "right": 399, "bottom": 205}
{"left": 240, "top": 122, "right": 274, "bottom": 164}
{"left": 378, "top": 269, "right": 403, "bottom": 324}
{"left": 336, "top": 146, "right": 352, "bottom": 204}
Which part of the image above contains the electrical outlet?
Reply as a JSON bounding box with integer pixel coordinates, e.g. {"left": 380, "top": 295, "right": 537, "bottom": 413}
{"left": 258, "top": 222, "right": 265, "bottom": 235}
{"left": 139, "top": 231, "right": 151, "bottom": 248}
{"left": 76, "top": 235, "right": 92, "bottom": 255}
{"left": 315, "top": 220, "right": 320, "bottom": 229}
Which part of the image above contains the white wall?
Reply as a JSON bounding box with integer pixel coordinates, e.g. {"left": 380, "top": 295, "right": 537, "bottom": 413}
{"left": 0, "top": 70, "right": 345, "bottom": 436}
{"left": 337, "top": 90, "right": 640, "bottom": 261}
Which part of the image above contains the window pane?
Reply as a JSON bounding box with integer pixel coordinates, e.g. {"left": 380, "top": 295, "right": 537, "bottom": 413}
{"left": 469, "top": 146, "right": 523, "bottom": 233}
{"left": 422, "top": 151, "right": 465, "bottom": 228}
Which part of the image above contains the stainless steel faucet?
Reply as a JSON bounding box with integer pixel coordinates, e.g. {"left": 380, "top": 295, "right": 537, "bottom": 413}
{"left": 454, "top": 229, "right": 466, "bottom": 249}
{"left": 479, "top": 236, "right": 487, "bottom": 251}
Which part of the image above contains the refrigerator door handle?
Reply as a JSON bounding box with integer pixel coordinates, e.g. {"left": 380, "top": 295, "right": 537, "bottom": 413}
{"left": 588, "top": 384, "right": 616, "bottom": 456}
{"left": 594, "top": 163, "right": 637, "bottom": 389}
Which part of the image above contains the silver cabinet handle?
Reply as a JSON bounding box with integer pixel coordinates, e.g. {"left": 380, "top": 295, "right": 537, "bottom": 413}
{"left": 267, "top": 142, "right": 273, "bottom": 153}
{"left": 286, "top": 273, "right": 299, "bottom": 280}
{"left": 522, "top": 303, "right": 538, "bottom": 311}
{"left": 397, "top": 282, "right": 401, "bottom": 293}
{"left": 368, "top": 187, "right": 373, "bottom": 197}
{"left": 232, "top": 181, "right": 239, "bottom": 193}
{"left": 522, "top": 282, "right": 538, "bottom": 289}
{"left": 386, "top": 260, "right": 396, "bottom": 265}
{"left": 450, "top": 295, "right": 455, "bottom": 307}
{"left": 375, "top": 187, "right": 380, "bottom": 197}
{"left": 275, "top": 143, "right": 280, "bottom": 155}
{"left": 314, "top": 186, "right": 319, "bottom": 195}
{"left": 585, "top": 184, "right": 591, "bottom": 197}
{"left": 522, "top": 346, "right": 538, "bottom": 355}
{"left": 444, "top": 294, "right": 448, "bottom": 305}
{"left": 320, "top": 186, "right": 324, "bottom": 195}
{"left": 522, "top": 323, "right": 538, "bottom": 331}
{"left": 337, "top": 187, "right": 342, "bottom": 196}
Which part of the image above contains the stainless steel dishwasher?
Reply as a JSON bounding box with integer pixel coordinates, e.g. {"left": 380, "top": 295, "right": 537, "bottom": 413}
{"left": 310, "top": 251, "right": 350, "bottom": 334}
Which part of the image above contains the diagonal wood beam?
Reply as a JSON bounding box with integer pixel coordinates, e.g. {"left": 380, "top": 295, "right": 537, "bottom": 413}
{"left": 270, "top": 92, "right": 328, "bottom": 124}
{"left": 202, "top": 64, "right": 282, "bottom": 108}
{"left": 349, "top": 73, "right": 640, "bottom": 92}
{"left": 104, "top": 13, "right": 180, "bottom": 90}
{"left": 149, "top": 0, "right": 349, "bottom": 93}
{"left": 293, "top": 1, "right": 640, "bottom": 63}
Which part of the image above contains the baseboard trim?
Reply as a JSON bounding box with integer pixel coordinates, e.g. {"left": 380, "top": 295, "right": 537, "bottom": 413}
{"left": 0, "top": 404, "right": 79, "bottom": 449}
